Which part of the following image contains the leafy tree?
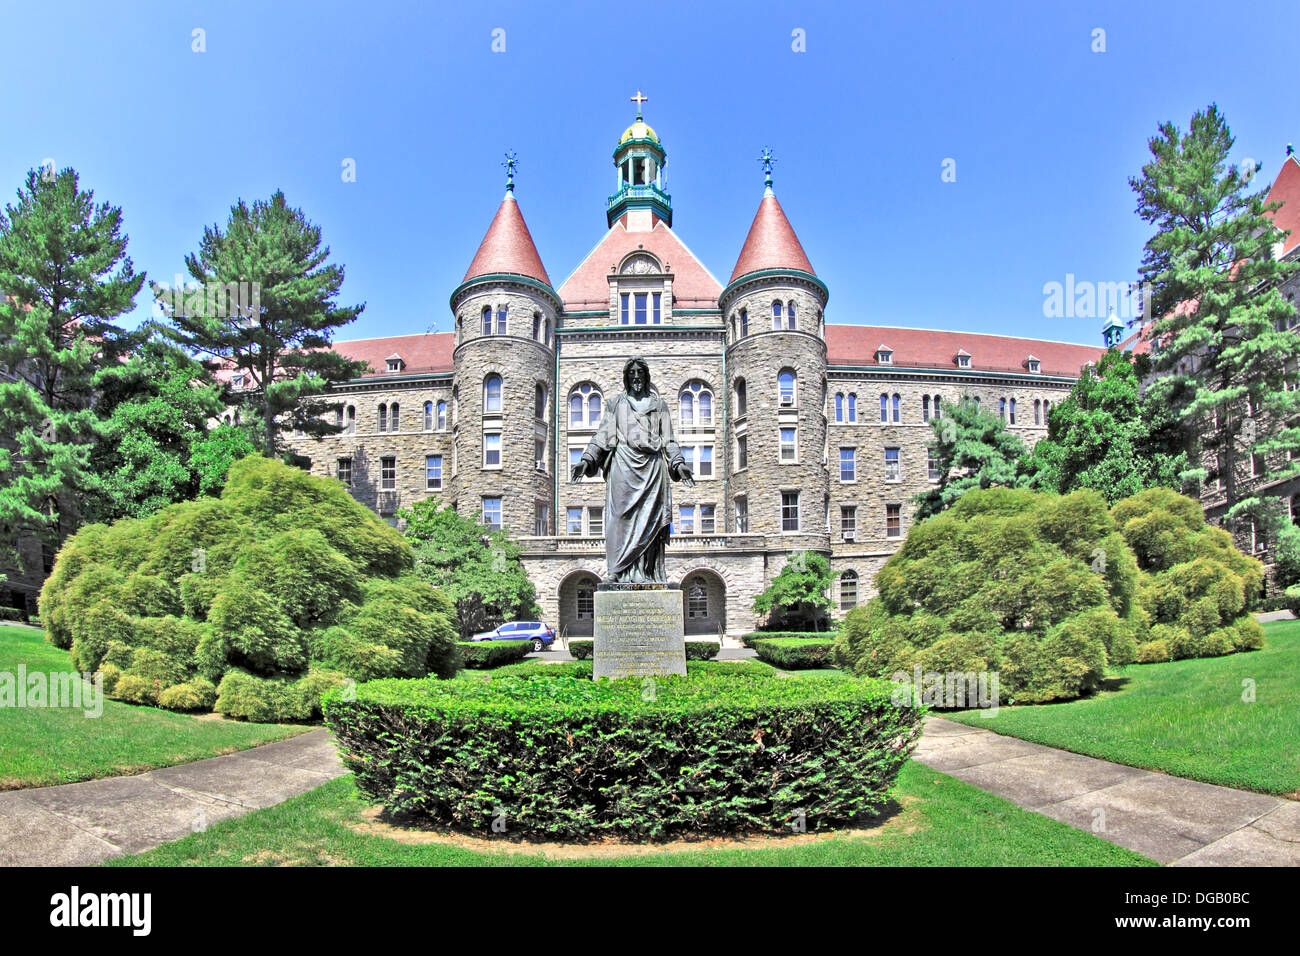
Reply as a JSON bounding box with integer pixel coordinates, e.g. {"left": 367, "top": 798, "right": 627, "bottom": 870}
{"left": 85, "top": 329, "right": 227, "bottom": 522}
{"left": 752, "top": 551, "right": 833, "bottom": 630}
{"left": 400, "top": 499, "right": 539, "bottom": 639}
{"left": 157, "top": 190, "right": 367, "bottom": 458}
{"left": 190, "top": 424, "right": 259, "bottom": 497}
{"left": 1023, "top": 349, "right": 1190, "bottom": 503}
{"left": 913, "top": 397, "right": 1027, "bottom": 521}
{"left": 1130, "top": 104, "right": 1300, "bottom": 530}
{"left": 0, "top": 166, "right": 143, "bottom": 561}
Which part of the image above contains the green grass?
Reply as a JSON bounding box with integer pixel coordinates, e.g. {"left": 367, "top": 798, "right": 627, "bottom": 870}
{"left": 947, "top": 619, "right": 1300, "bottom": 796}
{"left": 107, "top": 762, "right": 1153, "bottom": 867}
{"left": 0, "top": 624, "right": 310, "bottom": 790}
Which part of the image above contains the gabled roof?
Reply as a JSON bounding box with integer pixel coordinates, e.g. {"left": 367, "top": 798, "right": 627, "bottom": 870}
{"left": 826, "top": 325, "right": 1104, "bottom": 377}
{"left": 557, "top": 219, "right": 723, "bottom": 311}
{"left": 463, "top": 193, "right": 552, "bottom": 287}
{"left": 333, "top": 332, "right": 454, "bottom": 376}
{"left": 1266, "top": 153, "right": 1300, "bottom": 258}
{"left": 729, "top": 192, "right": 816, "bottom": 282}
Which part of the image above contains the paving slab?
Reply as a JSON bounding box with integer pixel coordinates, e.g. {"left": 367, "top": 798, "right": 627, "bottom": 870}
{"left": 947, "top": 748, "right": 1149, "bottom": 808}
{"left": 0, "top": 792, "right": 121, "bottom": 866}
{"left": 912, "top": 731, "right": 1053, "bottom": 772}
{"left": 148, "top": 750, "right": 338, "bottom": 811}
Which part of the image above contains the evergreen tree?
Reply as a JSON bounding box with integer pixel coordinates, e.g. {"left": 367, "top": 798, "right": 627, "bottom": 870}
{"left": 913, "top": 397, "right": 1027, "bottom": 521}
{"left": 752, "top": 551, "right": 833, "bottom": 631}
{"left": 0, "top": 167, "right": 143, "bottom": 558}
{"left": 1024, "top": 349, "right": 1189, "bottom": 503}
{"left": 1130, "top": 104, "right": 1300, "bottom": 531}
{"left": 157, "top": 190, "right": 367, "bottom": 458}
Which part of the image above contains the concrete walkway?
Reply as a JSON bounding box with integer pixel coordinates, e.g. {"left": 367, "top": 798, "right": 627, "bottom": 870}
{"left": 0, "top": 730, "right": 345, "bottom": 866}
{"left": 915, "top": 717, "right": 1300, "bottom": 865}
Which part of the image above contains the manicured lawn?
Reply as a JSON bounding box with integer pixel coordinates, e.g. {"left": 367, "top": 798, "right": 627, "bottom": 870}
{"left": 0, "top": 624, "right": 309, "bottom": 790}
{"left": 947, "top": 619, "right": 1300, "bottom": 796}
{"left": 107, "top": 761, "right": 1153, "bottom": 867}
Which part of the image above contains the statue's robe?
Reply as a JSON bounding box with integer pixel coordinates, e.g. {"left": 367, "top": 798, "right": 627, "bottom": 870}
{"left": 581, "top": 391, "right": 686, "bottom": 584}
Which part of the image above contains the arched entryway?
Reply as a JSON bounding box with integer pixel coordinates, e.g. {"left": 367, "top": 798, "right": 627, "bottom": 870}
{"left": 679, "top": 569, "right": 726, "bottom": 636}
{"left": 558, "top": 570, "right": 600, "bottom": 637}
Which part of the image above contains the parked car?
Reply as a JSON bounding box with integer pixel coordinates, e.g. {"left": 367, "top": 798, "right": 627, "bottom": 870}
{"left": 470, "top": 621, "right": 556, "bottom": 652}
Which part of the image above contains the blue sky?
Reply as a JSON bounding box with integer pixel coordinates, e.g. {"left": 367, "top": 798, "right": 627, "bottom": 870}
{"left": 4, "top": 0, "right": 1298, "bottom": 346}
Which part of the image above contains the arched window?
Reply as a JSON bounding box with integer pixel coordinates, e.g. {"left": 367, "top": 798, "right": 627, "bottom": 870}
{"left": 787, "top": 301, "right": 796, "bottom": 330}
{"left": 484, "top": 374, "right": 502, "bottom": 413}
{"left": 1044, "top": 399, "right": 1051, "bottom": 418}
{"left": 840, "top": 571, "right": 859, "bottom": 610}
{"left": 535, "top": 384, "right": 547, "bottom": 420}
{"left": 892, "top": 394, "right": 900, "bottom": 423}
{"left": 222, "top": 413, "right": 231, "bottom": 425}
{"left": 532, "top": 313, "right": 541, "bottom": 340}
{"left": 735, "top": 378, "right": 747, "bottom": 417}
{"left": 880, "top": 393, "right": 889, "bottom": 423}
{"left": 778, "top": 369, "right": 797, "bottom": 406}
{"left": 772, "top": 301, "right": 783, "bottom": 330}
{"left": 687, "top": 576, "right": 708, "bottom": 618}
{"left": 377, "top": 403, "right": 387, "bottom": 432}
{"left": 848, "top": 393, "right": 857, "bottom": 422}
{"left": 1034, "top": 399, "right": 1042, "bottom": 425}
{"left": 576, "top": 576, "right": 597, "bottom": 620}
{"left": 1009, "top": 398, "right": 1016, "bottom": 425}
{"left": 346, "top": 405, "right": 355, "bottom": 433}
{"left": 436, "top": 400, "right": 447, "bottom": 430}
{"left": 424, "top": 401, "right": 433, "bottom": 430}
{"left": 999, "top": 398, "right": 1007, "bottom": 421}
{"left": 740, "top": 308, "right": 749, "bottom": 337}
{"left": 481, "top": 305, "right": 492, "bottom": 336}
{"left": 835, "top": 393, "right": 844, "bottom": 422}
{"left": 923, "top": 395, "right": 931, "bottom": 421}
{"left": 569, "top": 383, "right": 602, "bottom": 426}
{"left": 495, "top": 307, "right": 507, "bottom": 336}
{"left": 390, "top": 402, "right": 400, "bottom": 431}
{"left": 933, "top": 395, "right": 942, "bottom": 419}
{"left": 679, "top": 381, "right": 713, "bottom": 426}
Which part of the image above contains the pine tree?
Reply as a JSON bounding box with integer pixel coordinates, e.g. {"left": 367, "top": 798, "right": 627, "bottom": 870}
{"left": 1130, "top": 104, "right": 1300, "bottom": 533}
{"left": 158, "top": 190, "right": 367, "bottom": 458}
{"left": 0, "top": 167, "right": 143, "bottom": 558}
{"left": 913, "top": 397, "right": 1027, "bottom": 521}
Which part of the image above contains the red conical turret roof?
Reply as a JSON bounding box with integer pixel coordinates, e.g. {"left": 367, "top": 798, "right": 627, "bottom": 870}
{"left": 463, "top": 192, "right": 552, "bottom": 287}
{"left": 729, "top": 190, "right": 815, "bottom": 282}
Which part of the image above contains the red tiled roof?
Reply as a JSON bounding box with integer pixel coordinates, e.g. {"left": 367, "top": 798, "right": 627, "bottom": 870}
{"left": 729, "top": 193, "right": 815, "bottom": 282}
{"left": 1265, "top": 153, "right": 1300, "bottom": 257}
{"left": 463, "top": 193, "right": 552, "bottom": 287}
{"left": 826, "top": 325, "right": 1104, "bottom": 377}
{"left": 557, "top": 219, "right": 723, "bottom": 311}
{"left": 333, "top": 332, "right": 454, "bottom": 376}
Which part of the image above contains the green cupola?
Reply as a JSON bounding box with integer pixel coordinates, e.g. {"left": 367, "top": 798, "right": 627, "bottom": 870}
{"left": 607, "top": 90, "right": 672, "bottom": 228}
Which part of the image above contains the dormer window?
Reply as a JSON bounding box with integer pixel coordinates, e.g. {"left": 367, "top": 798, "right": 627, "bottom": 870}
{"left": 231, "top": 373, "right": 245, "bottom": 388}
{"left": 386, "top": 354, "right": 404, "bottom": 373}
{"left": 1025, "top": 355, "right": 1041, "bottom": 374}
{"left": 956, "top": 349, "right": 972, "bottom": 369}
{"left": 876, "top": 346, "right": 893, "bottom": 365}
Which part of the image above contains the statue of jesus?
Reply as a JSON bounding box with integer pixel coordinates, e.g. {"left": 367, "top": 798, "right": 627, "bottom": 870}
{"left": 569, "top": 357, "right": 694, "bottom": 585}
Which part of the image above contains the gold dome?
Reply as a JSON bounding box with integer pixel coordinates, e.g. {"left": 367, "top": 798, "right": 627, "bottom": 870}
{"left": 619, "top": 119, "right": 659, "bottom": 145}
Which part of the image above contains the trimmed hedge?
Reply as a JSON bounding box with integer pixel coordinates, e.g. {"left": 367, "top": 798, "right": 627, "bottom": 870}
{"left": 754, "top": 637, "right": 837, "bottom": 670}
{"left": 568, "top": 639, "right": 593, "bottom": 660}
{"left": 324, "top": 662, "right": 922, "bottom": 839}
{"left": 458, "top": 640, "right": 532, "bottom": 669}
{"left": 741, "top": 630, "right": 835, "bottom": 649}
{"left": 567, "top": 639, "right": 716, "bottom": 661}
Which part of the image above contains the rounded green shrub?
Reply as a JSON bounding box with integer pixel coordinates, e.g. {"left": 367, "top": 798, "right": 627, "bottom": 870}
{"left": 568, "top": 639, "right": 593, "bottom": 660}
{"left": 324, "top": 663, "right": 922, "bottom": 839}
{"left": 684, "top": 641, "right": 721, "bottom": 660}
{"left": 1135, "top": 639, "right": 1170, "bottom": 663}
{"left": 38, "top": 456, "right": 459, "bottom": 716}
{"left": 753, "top": 637, "right": 836, "bottom": 669}
{"left": 457, "top": 640, "right": 532, "bottom": 669}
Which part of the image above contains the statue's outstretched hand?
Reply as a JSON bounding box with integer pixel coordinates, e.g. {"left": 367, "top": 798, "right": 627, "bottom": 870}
{"left": 675, "top": 464, "right": 695, "bottom": 488}
{"left": 570, "top": 462, "right": 588, "bottom": 483}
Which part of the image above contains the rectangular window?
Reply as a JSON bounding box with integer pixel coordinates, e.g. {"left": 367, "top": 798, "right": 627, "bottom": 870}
{"left": 484, "top": 433, "right": 501, "bottom": 468}
{"left": 495, "top": 308, "right": 507, "bottom": 336}
{"left": 841, "top": 505, "right": 857, "bottom": 537}
{"left": 588, "top": 506, "right": 604, "bottom": 536}
{"left": 736, "top": 434, "right": 748, "bottom": 470}
{"left": 652, "top": 292, "right": 661, "bottom": 324}
{"left": 567, "top": 506, "right": 584, "bottom": 535}
{"left": 534, "top": 502, "right": 549, "bottom": 536}
{"left": 381, "top": 456, "right": 396, "bottom": 490}
{"left": 840, "top": 447, "right": 856, "bottom": 482}
{"left": 679, "top": 504, "right": 696, "bottom": 534}
{"left": 735, "top": 496, "right": 749, "bottom": 533}
{"left": 426, "top": 455, "right": 442, "bottom": 490}
{"left": 886, "top": 504, "right": 902, "bottom": 538}
{"left": 482, "top": 497, "right": 502, "bottom": 531}
{"left": 780, "top": 427, "right": 797, "bottom": 462}
{"left": 885, "top": 447, "right": 900, "bottom": 481}
{"left": 841, "top": 574, "right": 858, "bottom": 610}
{"left": 569, "top": 447, "right": 584, "bottom": 472}
{"left": 700, "top": 503, "right": 716, "bottom": 534}
{"left": 577, "top": 587, "right": 594, "bottom": 619}
{"left": 620, "top": 293, "right": 630, "bottom": 325}
{"left": 698, "top": 446, "right": 713, "bottom": 477}
{"left": 781, "top": 491, "right": 800, "bottom": 532}
{"left": 337, "top": 457, "right": 352, "bottom": 487}
{"left": 927, "top": 447, "right": 941, "bottom": 481}
{"left": 635, "top": 292, "right": 647, "bottom": 324}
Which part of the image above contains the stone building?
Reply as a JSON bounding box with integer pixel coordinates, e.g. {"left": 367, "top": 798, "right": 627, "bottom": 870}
{"left": 281, "top": 105, "right": 1107, "bottom": 637}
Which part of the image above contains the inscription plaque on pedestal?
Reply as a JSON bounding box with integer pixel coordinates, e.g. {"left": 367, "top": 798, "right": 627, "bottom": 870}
{"left": 593, "top": 588, "right": 686, "bottom": 679}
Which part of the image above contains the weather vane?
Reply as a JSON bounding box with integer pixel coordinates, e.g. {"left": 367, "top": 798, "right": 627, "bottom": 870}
{"left": 503, "top": 150, "right": 518, "bottom": 192}
{"left": 759, "top": 146, "right": 777, "bottom": 189}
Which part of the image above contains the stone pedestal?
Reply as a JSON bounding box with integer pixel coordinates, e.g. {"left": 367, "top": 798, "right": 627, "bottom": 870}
{"left": 593, "top": 588, "right": 686, "bottom": 679}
